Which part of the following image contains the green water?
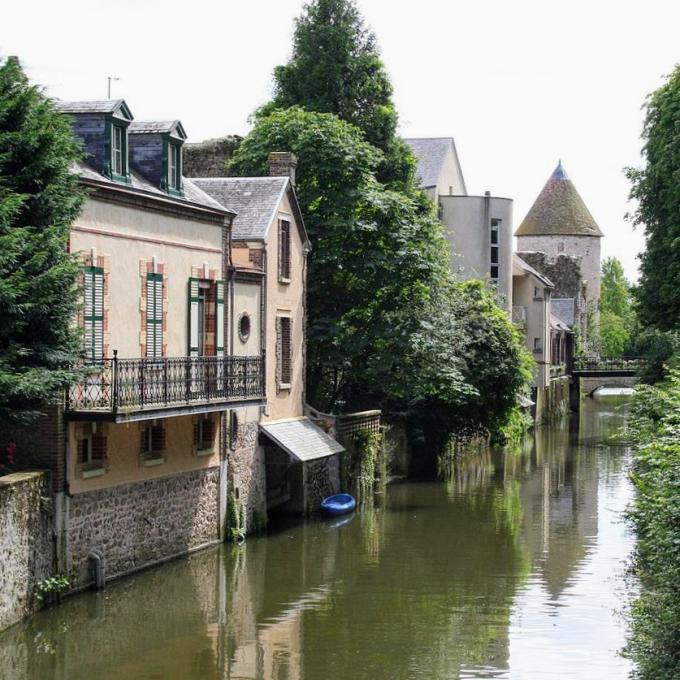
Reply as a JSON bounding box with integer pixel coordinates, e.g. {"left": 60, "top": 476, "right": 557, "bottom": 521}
{"left": 0, "top": 398, "right": 634, "bottom": 679}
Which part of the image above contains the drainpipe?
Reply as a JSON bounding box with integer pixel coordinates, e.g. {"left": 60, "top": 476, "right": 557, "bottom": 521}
{"left": 88, "top": 549, "right": 106, "bottom": 590}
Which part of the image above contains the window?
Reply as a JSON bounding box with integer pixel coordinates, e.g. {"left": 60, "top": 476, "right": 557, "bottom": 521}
{"left": 140, "top": 422, "right": 166, "bottom": 464}
{"left": 188, "top": 279, "right": 224, "bottom": 358}
{"left": 277, "top": 316, "right": 292, "bottom": 388}
{"left": 167, "top": 143, "right": 180, "bottom": 192}
{"left": 77, "top": 424, "right": 107, "bottom": 473}
{"left": 83, "top": 266, "right": 104, "bottom": 362}
{"left": 278, "top": 219, "right": 291, "bottom": 282}
{"left": 533, "top": 337, "right": 542, "bottom": 354}
{"left": 146, "top": 273, "right": 163, "bottom": 357}
{"left": 490, "top": 219, "right": 501, "bottom": 281}
{"left": 229, "top": 411, "right": 238, "bottom": 450}
{"left": 111, "top": 125, "right": 124, "bottom": 176}
{"left": 238, "top": 313, "right": 251, "bottom": 343}
{"left": 193, "top": 416, "right": 215, "bottom": 453}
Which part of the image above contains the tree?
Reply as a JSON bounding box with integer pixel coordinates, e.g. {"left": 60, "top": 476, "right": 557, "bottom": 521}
{"left": 627, "top": 65, "right": 680, "bottom": 331}
{"left": 597, "top": 257, "right": 635, "bottom": 356}
{"left": 230, "top": 107, "right": 448, "bottom": 410}
{"left": 0, "top": 56, "right": 85, "bottom": 424}
{"left": 263, "top": 0, "right": 415, "bottom": 189}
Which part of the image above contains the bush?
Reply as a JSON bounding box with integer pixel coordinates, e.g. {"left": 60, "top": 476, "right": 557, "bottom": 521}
{"left": 624, "top": 369, "right": 680, "bottom": 677}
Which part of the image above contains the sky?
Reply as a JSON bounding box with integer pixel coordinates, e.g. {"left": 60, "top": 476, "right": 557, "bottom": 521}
{"left": 4, "top": 0, "right": 679, "bottom": 281}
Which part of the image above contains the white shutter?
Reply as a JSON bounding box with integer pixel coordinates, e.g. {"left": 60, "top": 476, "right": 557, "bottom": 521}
{"left": 146, "top": 273, "right": 163, "bottom": 358}
{"left": 84, "top": 267, "right": 104, "bottom": 361}
{"left": 188, "top": 278, "right": 200, "bottom": 357}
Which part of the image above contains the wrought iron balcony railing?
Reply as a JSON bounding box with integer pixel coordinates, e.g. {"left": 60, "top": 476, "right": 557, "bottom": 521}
{"left": 66, "top": 352, "right": 264, "bottom": 418}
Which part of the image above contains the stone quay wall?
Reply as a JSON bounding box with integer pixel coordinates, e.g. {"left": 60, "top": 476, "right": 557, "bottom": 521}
{"left": 0, "top": 472, "right": 54, "bottom": 633}
{"left": 68, "top": 467, "right": 220, "bottom": 588}
{"left": 228, "top": 421, "right": 266, "bottom": 533}
{"left": 305, "top": 457, "right": 340, "bottom": 513}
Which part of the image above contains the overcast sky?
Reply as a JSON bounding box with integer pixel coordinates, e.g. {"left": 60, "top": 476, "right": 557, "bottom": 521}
{"left": 4, "top": 0, "right": 678, "bottom": 280}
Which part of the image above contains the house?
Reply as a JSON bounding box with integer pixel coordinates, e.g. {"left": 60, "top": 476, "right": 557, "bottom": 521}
{"left": 7, "top": 98, "right": 268, "bottom": 588}
{"left": 515, "top": 161, "right": 603, "bottom": 350}
{"left": 192, "top": 153, "right": 343, "bottom": 530}
{"left": 405, "top": 137, "right": 513, "bottom": 311}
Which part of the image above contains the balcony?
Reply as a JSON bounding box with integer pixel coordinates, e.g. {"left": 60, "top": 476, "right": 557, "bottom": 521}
{"left": 66, "top": 353, "right": 265, "bottom": 422}
{"left": 512, "top": 305, "right": 527, "bottom": 328}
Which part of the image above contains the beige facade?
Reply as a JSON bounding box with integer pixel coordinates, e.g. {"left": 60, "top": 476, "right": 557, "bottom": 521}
{"left": 512, "top": 255, "right": 553, "bottom": 389}
{"left": 440, "top": 194, "right": 514, "bottom": 310}
{"left": 406, "top": 137, "right": 514, "bottom": 312}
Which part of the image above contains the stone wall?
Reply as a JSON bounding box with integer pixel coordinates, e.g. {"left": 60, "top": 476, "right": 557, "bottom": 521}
{"left": 183, "top": 136, "right": 242, "bottom": 178}
{"left": 535, "top": 376, "right": 571, "bottom": 423}
{"left": 68, "top": 467, "right": 220, "bottom": 587}
{"left": 305, "top": 456, "right": 340, "bottom": 513}
{"left": 228, "top": 421, "right": 266, "bottom": 532}
{"left": 0, "top": 472, "right": 54, "bottom": 633}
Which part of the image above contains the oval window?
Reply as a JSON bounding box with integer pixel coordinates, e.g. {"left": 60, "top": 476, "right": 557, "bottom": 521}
{"left": 238, "top": 313, "right": 251, "bottom": 343}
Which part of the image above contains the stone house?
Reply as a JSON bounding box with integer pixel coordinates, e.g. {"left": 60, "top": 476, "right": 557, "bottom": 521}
{"left": 6, "top": 98, "right": 269, "bottom": 589}
{"left": 515, "top": 161, "right": 602, "bottom": 350}
{"left": 192, "top": 153, "right": 343, "bottom": 531}
{"left": 405, "top": 137, "right": 514, "bottom": 311}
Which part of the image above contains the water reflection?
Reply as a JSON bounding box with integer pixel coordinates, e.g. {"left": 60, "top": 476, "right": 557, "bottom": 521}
{"left": 0, "top": 398, "right": 634, "bottom": 679}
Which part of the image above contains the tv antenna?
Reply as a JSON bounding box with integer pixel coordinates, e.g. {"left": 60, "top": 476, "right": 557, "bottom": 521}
{"left": 107, "top": 76, "right": 120, "bottom": 99}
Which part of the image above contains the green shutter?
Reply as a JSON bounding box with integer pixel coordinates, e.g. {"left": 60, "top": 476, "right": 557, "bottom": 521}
{"left": 146, "top": 273, "right": 163, "bottom": 357}
{"left": 216, "top": 280, "right": 225, "bottom": 357}
{"left": 188, "top": 278, "right": 200, "bottom": 357}
{"left": 84, "top": 266, "right": 104, "bottom": 361}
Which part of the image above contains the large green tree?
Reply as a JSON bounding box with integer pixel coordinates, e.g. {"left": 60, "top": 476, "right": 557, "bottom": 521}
{"left": 627, "top": 65, "right": 680, "bottom": 331}
{"left": 0, "top": 56, "right": 85, "bottom": 424}
{"left": 598, "top": 257, "right": 636, "bottom": 357}
{"left": 230, "top": 107, "right": 447, "bottom": 410}
{"left": 263, "top": 0, "right": 414, "bottom": 189}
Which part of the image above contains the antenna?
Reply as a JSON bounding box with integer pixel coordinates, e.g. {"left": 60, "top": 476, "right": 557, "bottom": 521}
{"left": 107, "top": 76, "right": 121, "bottom": 99}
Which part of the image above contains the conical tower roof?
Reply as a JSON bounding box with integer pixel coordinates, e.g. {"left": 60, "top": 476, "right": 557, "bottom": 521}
{"left": 515, "top": 161, "right": 603, "bottom": 237}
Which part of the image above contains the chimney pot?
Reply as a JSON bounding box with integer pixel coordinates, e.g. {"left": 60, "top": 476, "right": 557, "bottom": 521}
{"left": 267, "top": 152, "right": 298, "bottom": 186}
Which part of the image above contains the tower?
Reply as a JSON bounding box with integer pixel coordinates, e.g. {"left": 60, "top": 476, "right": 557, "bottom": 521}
{"left": 515, "top": 161, "right": 603, "bottom": 349}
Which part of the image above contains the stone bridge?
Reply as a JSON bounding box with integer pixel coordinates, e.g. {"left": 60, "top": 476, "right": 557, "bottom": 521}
{"left": 569, "top": 357, "right": 644, "bottom": 407}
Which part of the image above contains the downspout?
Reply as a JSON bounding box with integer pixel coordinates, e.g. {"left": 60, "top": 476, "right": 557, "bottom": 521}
{"left": 88, "top": 549, "right": 106, "bottom": 590}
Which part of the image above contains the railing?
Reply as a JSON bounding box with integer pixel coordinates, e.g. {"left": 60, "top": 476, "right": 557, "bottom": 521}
{"left": 67, "top": 352, "right": 264, "bottom": 414}
{"left": 572, "top": 356, "right": 646, "bottom": 373}
{"left": 512, "top": 306, "right": 527, "bottom": 327}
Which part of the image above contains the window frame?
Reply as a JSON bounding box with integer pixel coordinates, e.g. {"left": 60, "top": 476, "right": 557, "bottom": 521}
{"left": 146, "top": 272, "right": 164, "bottom": 358}
{"left": 276, "top": 315, "right": 292, "bottom": 389}
{"left": 278, "top": 219, "right": 291, "bottom": 283}
{"left": 140, "top": 422, "right": 166, "bottom": 466}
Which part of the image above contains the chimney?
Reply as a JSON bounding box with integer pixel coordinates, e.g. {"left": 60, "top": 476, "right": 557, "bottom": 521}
{"left": 267, "top": 152, "right": 298, "bottom": 186}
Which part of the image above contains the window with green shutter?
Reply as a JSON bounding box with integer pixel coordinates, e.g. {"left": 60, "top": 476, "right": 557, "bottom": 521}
{"left": 83, "top": 266, "right": 104, "bottom": 362}
{"left": 146, "top": 272, "right": 163, "bottom": 357}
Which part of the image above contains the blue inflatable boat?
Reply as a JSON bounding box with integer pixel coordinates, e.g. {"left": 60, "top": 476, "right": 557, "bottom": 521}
{"left": 320, "top": 493, "right": 356, "bottom": 516}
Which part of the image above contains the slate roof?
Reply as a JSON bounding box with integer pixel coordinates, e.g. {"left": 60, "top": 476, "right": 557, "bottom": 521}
{"left": 192, "top": 177, "right": 290, "bottom": 240}
{"left": 404, "top": 137, "right": 460, "bottom": 189}
{"left": 513, "top": 253, "right": 554, "bottom": 288}
{"left": 515, "top": 161, "right": 603, "bottom": 237}
{"left": 260, "top": 418, "right": 345, "bottom": 462}
{"left": 551, "top": 298, "right": 576, "bottom": 327}
{"left": 72, "top": 161, "right": 229, "bottom": 214}
{"left": 129, "top": 120, "right": 183, "bottom": 135}
{"left": 55, "top": 99, "right": 126, "bottom": 114}
{"left": 550, "top": 313, "right": 572, "bottom": 332}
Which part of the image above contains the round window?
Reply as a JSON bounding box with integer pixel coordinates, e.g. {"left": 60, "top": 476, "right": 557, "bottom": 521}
{"left": 238, "top": 313, "right": 251, "bottom": 343}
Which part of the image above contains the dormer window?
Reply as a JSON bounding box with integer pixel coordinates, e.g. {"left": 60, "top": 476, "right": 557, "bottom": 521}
{"left": 111, "top": 125, "right": 124, "bottom": 175}
{"left": 167, "top": 142, "right": 181, "bottom": 193}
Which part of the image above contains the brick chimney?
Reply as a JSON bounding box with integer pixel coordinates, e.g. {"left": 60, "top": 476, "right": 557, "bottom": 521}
{"left": 267, "top": 152, "right": 298, "bottom": 186}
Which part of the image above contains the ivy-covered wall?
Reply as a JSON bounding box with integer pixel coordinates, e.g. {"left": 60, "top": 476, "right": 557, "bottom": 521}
{"left": 0, "top": 472, "right": 54, "bottom": 632}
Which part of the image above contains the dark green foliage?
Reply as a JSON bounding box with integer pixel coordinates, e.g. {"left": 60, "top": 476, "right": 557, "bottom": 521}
{"left": 627, "top": 327, "right": 680, "bottom": 384}
{"left": 0, "top": 57, "right": 85, "bottom": 424}
{"left": 627, "top": 65, "right": 680, "bottom": 332}
{"left": 230, "top": 108, "right": 447, "bottom": 410}
{"left": 624, "top": 371, "right": 680, "bottom": 678}
{"left": 263, "top": 0, "right": 415, "bottom": 188}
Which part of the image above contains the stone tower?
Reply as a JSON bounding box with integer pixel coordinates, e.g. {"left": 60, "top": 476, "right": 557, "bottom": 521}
{"left": 515, "top": 161, "right": 603, "bottom": 349}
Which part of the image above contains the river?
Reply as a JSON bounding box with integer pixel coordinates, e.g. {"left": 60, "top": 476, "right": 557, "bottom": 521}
{"left": 0, "top": 396, "right": 635, "bottom": 679}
